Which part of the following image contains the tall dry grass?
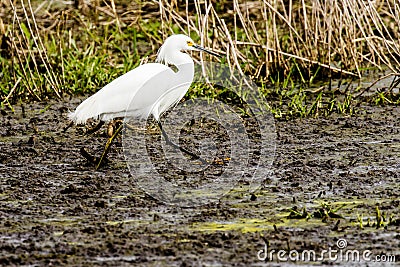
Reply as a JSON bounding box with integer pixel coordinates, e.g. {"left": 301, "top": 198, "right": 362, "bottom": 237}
{"left": 1, "top": 0, "right": 400, "bottom": 104}
{"left": 4, "top": 0, "right": 62, "bottom": 102}
{"left": 158, "top": 0, "right": 400, "bottom": 80}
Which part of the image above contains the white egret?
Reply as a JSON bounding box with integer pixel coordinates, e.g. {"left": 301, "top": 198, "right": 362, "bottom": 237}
{"left": 68, "top": 34, "right": 221, "bottom": 169}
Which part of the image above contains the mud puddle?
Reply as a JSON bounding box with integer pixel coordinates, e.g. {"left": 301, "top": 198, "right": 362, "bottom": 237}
{"left": 0, "top": 98, "right": 399, "bottom": 266}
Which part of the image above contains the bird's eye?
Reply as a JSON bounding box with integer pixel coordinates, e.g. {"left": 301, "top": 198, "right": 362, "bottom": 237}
{"left": 186, "top": 41, "right": 193, "bottom": 46}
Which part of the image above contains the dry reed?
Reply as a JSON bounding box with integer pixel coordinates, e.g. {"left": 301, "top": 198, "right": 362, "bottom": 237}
{"left": 1, "top": 0, "right": 399, "bottom": 103}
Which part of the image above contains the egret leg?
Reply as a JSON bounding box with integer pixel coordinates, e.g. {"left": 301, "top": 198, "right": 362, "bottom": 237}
{"left": 63, "top": 121, "right": 74, "bottom": 133}
{"left": 107, "top": 119, "right": 123, "bottom": 137}
{"left": 80, "top": 147, "right": 97, "bottom": 163}
{"left": 96, "top": 123, "right": 124, "bottom": 170}
{"left": 157, "top": 121, "right": 206, "bottom": 163}
{"left": 86, "top": 121, "right": 105, "bottom": 135}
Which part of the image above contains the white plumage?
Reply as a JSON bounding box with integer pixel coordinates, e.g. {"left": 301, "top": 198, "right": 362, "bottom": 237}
{"left": 68, "top": 34, "right": 219, "bottom": 124}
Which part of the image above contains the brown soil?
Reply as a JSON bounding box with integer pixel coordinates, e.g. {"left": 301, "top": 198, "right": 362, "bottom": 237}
{"left": 0, "top": 98, "right": 399, "bottom": 266}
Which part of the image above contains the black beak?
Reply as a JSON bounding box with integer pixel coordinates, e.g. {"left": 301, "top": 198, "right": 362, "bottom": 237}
{"left": 193, "top": 44, "right": 222, "bottom": 58}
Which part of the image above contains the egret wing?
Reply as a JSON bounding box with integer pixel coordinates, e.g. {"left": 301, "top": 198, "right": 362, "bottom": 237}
{"left": 69, "top": 63, "right": 174, "bottom": 124}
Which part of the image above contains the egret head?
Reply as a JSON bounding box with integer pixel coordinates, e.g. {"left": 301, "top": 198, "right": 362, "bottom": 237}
{"left": 156, "top": 34, "right": 220, "bottom": 65}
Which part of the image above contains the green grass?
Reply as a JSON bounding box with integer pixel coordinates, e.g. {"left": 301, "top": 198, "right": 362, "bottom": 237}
{"left": 1, "top": 1, "right": 399, "bottom": 117}
{"left": 0, "top": 23, "right": 150, "bottom": 107}
{"left": 0, "top": 20, "right": 393, "bottom": 119}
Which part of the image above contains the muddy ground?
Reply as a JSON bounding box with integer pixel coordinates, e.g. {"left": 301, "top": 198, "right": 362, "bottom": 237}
{"left": 0, "top": 97, "right": 399, "bottom": 266}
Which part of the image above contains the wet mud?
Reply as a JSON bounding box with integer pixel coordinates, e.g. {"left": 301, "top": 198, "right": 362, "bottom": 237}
{"left": 0, "top": 98, "right": 399, "bottom": 266}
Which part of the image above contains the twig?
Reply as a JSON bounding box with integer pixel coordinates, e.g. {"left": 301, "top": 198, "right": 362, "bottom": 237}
{"left": 2, "top": 77, "right": 22, "bottom": 103}
{"left": 354, "top": 72, "right": 400, "bottom": 99}
{"left": 27, "top": 0, "right": 62, "bottom": 98}
{"left": 234, "top": 41, "right": 358, "bottom": 77}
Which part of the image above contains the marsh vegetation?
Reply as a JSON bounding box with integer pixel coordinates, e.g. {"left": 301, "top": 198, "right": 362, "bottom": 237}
{"left": 0, "top": 1, "right": 399, "bottom": 265}
{"left": 1, "top": 0, "right": 400, "bottom": 117}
